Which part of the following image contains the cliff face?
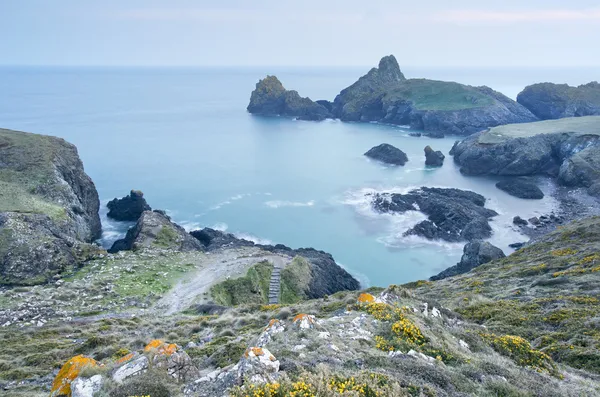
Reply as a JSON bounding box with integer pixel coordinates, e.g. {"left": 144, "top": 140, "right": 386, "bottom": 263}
{"left": 517, "top": 81, "right": 600, "bottom": 120}
{"left": 0, "top": 128, "right": 102, "bottom": 285}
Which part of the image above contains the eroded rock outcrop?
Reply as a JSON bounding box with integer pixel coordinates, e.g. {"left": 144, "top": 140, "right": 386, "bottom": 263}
{"left": 517, "top": 82, "right": 600, "bottom": 120}
{"left": 247, "top": 76, "right": 331, "bottom": 121}
{"left": 495, "top": 179, "right": 544, "bottom": 199}
{"left": 424, "top": 145, "right": 445, "bottom": 167}
{"left": 430, "top": 241, "right": 505, "bottom": 280}
{"left": 371, "top": 187, "right": 497, "bottom": 242}
{"left": 0, "top": 128, "right": 103, "bottom": 285}
{"left": 109, "top": 210, "right": 203, "bottom": 253}
{"left": 107, "top": 190, "right": 151, "bottom": 221}
{"left": 364, "top": 143, "right": 409, "bottom": 165}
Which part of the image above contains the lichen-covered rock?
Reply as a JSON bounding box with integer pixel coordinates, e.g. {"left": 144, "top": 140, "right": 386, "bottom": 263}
{"left": 109, "top": 210, "right": 203, "bottom": 253}
{"left": 517, "top": 81, "right": 600, "bottom": 120}
{"left": 371, "top": 187, "right": 497, "bottom": 242}
{"left": 364, "top": 143, "right": 409, "bottom": 166}
{"left": 238, "top": 347, "right": 280, "bottom": 383}
{"left": 144, "top": 339, "right": 199, "bottom": 382}
{"left": 50, "top": 355, "right": 99, "bottom": 397}
{"left": 112, "top": 355, "right": 148, "bottom": 383}
{"left": 0, "top": 128, "right": 102, "bottom": 285}
{"left": 257, "top": 319, "right": 286, "bottom": 347}
{"left": 495, "top": 179, "right": 544, "bottom": 199}
{"left": 292, "top": 313, "right": 316, "bottom": 329}
{"left": 430, "top": 241, "right": 505, "bottom": 280}
{"left": 247, "top": 76, "right": 331, "bottom": 121}
{"left": 357, "top": 292, "right": 376, "bottom": 304}
{"left": 107, "top": 190, "right": 151, "bottom": 221}
{"left": 71, "top": 374, "right": 103, "bottom": 397}
{"left": 424, "top": 145, "right": 445, "bottom": 167}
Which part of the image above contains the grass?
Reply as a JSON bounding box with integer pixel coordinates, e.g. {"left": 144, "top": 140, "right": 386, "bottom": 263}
{"left": 210, "top": 261, "right": 273, "bottom": 305}
{"left": 280, "top": 256, "right": 312, "bottom": 304}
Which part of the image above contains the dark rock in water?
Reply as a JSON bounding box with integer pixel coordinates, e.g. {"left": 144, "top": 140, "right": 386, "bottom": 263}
{"left": 451, "top": 117, "right": 600, "bottom": 192}
{"left": 109, "top": 210, "right": 203, "bottom": 253}
{"left": 371, "top": 187, "right": 497, "bottom": 242}
{"left": 409, "top": 132, "right": 422, "bottom": 137}
{"left": 424, "top": 145, "right": 445, "bottom": 167}
{"left": 190, "top": 228, "right": 360, "bottom": 297}
{"left": 430, "top": 241, "right": 505, "bottom": 280}
{"left": 247, "top": 76, "right": 331, "bottom": 121}
{"left": 588, "top": 182, "right": 600, "bottom": 198}
{"left": 329, "top": 55, "right": 537, "bottom": 135}
{"left": 517, "top": 82, "right": 600, "bottom": 120}
{"left": 0, "top": 128, "right": 103, "bottom": 285}
{"left": 364, "top": 143, "right": 409, "bottom": 166}
{"left": 495, "top": 179, "right": 544, "bottom": 199}
{"left": 513, "top": 216, "right": 528, "bottom": 226}
{"left": 529, "top": 217, "right": 541, "bottom": 226}
{"left": 509, "top": 242, "right": 526, "bottom": 249}
{"left": 316, "top": 100, "right": 333, "bottom": 113}
{"left": 107, "top": 190, "right": 151, "bottom": 221}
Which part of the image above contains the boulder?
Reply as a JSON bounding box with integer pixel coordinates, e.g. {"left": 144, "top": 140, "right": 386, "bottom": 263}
{"left": 424, "top": 145, "right": 445, "bottom": 167}
{"left": 238, "top": 347, "right": 280, "bottom": 383}
{"left": 430, "top": 241, "right": 505, "bottom": 280}
{"left": 112, "top": 355, "right": 149, "bottom": 383}
{"left": 0, "top": 128, "right": 102, "bottom": 285}
{"left": 517, "top": 82, "right": 600, "bottom": 120}
{"left": 292, "top": 313, "right": 317, "bottom": 329}
{"left": 247, "top": 76, "right": 331, "bottom": 121}
{"left": 50, "top": 355, "right": 99, "bottom": 397}
{"left": 109, "top": 210, "right": 203, "bottom": 253}
{"left": 107, "top": 190, "right": 151, "bottom": 221}
{"left": 330, "top": 55, "right": 537, "bottom": 135}
{"left": 495, "top": 179, "right": 544, "bottom": 199}
{"left": 364, "top": 143, "right": 409, "bottom": 165}
{"left": 513, "top": 216, "right": 528, "bottom": 226}
{"left": 371, "top": 187, "right": 497, "bottom": 242}
{"left": 71, "top": 375, "right": 103, "bottom": 397}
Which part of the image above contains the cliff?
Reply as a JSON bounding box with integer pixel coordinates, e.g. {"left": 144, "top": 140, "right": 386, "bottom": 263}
{"left": 0, "top": 128, "right": 102, "bottom": 285}
{"left": 517, "top": 81, "right": 600, "bottom": 120}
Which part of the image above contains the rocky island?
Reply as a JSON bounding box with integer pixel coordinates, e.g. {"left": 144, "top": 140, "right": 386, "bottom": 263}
{"left": 248, "top": 55, "right": 538, "bottom": 136}
{"left": 364, "top": 143, "right": 409, "bottom": 165}
{"left": 517, "top": 81, "right": 600, "bottom": 120}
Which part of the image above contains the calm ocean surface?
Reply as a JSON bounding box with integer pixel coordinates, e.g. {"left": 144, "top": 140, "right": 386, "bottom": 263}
{"left": 0, "top": 66, "right": 597, "bottom": 286}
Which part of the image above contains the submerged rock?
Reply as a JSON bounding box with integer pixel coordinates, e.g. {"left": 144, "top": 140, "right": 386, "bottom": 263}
{"left": 517, "top": 81, "right": 600, "bottom": 120}
{"left": 364, "top": 143, "right": 409, "bottom": 165}
{"left": 107, "top": 190, "right": 151, "bottom": 221}
{"left": 513, "top": 216, "right": 528, "bottom": 226}
{"left": 495, "top": 179, "right": 544, "bottom": 199}
{"left": 371, "top": 187, "right": 497, "bottom": 242}
{"left": 247, "top": 75, "right": 331, "bottom": 121}
{"left": 0, "top": 128, "right": 102, "bottom": 285}
{"left": 430, "top": 241, "right": 505, "bottom": 280}
{"left": 109, "top": 210, "right": 203, "bottom": 253}
{"left": 424, "top": 145, "right": 445, "bottom": 167}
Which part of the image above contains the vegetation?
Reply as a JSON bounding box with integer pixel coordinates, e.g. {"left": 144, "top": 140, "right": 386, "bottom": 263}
{"left": 211, "top": 261, "right": 273, "bottom": 305}
{"left": 280, "top": 256, "right": 312, "bottom": 304}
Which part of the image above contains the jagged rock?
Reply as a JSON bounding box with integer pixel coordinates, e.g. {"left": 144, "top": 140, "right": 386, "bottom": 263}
{"left": 330, "top": 55, "right": 536, "bottom": 135}
{"left": 109, "top": 210, "right": 203, "bottom": 253}
{"left": 451, "top": 117, "right": 600, "bottom": 191}
{"left": 0, "top": 129, "right": 102, "bottom": 285}
{"left": 292, "top": 313, "right": 317, "bottom": 329}
{"left": 495, "top": 179, "right": 544, "bottom": 199}
{"left": 107, "top": 190, "right": 151, "bottom": 221}
{"left": 144, "top": 340, "right": 199, "bottom": 382}
{"left": 238, "top": 347, "right": 280, "bottom": 383}
{"left": 371, "top": 187, "right": 497, "bottom": 242}
{"left": 517, "top": 82, "right": 600, "bottom": 120}
{"left": 190, "top": 229, "right": 360, "bottom": 297}
{"left": 430, "top": 241, "right": 505, "bottom": 280}
{"left": 424, "top": 145, "right": 445, "bottom": 167}
{"left": 513, "top": 216, "right": 528, "bottom": 226}
{"left": 247, "top": 76, "right": 331, "bottom": 121}
{"left": 364, "top": 143, "right": 409, "bottom": 165}
{"left": 71, "top": 375, "right": 103, "bottom": 397}
{"left": 50, "top": 355, "right": 99, "bottom": 397}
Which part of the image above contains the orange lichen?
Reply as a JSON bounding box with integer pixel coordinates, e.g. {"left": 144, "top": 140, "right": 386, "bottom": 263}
{"left": 357, "top": 293, "right": 376, "bottom": 304}
{"left": 116, "top": 352, "right": 135, "bottom": 365}
{"left": 50, "top": 355, "right": 98, "bottom": 397}
{"left": 266, "top": 319, "right": 279, "bottom": 329}
{"left": 292, "top": 313, "right": 314, "bottom": 323}
{"left": 144, "top": 339, "right": 177, "bottom": 356}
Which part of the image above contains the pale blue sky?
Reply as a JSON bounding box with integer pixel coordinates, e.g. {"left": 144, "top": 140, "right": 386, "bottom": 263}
{"left": 2, "top": 1, "right": 600, "bottom": 67}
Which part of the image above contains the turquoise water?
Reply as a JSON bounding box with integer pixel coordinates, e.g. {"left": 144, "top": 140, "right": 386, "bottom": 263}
{"left": 0, "top": 66, "right": 585, "bottom": 286}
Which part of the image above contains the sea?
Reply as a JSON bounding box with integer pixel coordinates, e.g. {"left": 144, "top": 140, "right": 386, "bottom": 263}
{"left": 0, "top": 65, "right": 598, "bottom": 287}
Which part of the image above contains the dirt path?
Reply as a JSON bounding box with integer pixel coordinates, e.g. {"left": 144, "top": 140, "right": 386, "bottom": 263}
{"left": 154, "top": 247, "right": 291, "bottom": 315}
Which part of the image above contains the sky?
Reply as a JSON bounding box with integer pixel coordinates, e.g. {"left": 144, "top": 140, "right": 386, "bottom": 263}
{"left": 1, "top": 1, "right": 600, "bottom": 67}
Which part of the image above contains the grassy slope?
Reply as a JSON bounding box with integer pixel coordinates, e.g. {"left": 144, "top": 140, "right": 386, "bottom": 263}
{"left": 411, "top": 216, "right": 600, "bottom": 373}
{"left": 0, "top": 129, "right": 68, "bottom": 220}
{"left": 479, "top": 115, "right": 600, "bottom": 144}
{"left": 386, "top": 79, "right": 495, "bottom": 111}
{"left": 210, "top": 261, "right": 273, "bottom": 305}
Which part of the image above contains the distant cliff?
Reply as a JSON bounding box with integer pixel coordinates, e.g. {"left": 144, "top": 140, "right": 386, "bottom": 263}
{"left": 517, "top": 81, "right": 600, "bottom": 120}
{"left": 0, "top": 128, "right": 102, "bottom": 285}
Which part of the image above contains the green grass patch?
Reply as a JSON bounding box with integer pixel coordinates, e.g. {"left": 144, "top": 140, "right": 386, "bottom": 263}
{"left": 210, "top": 261, "right": 273, "bottom": 306}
